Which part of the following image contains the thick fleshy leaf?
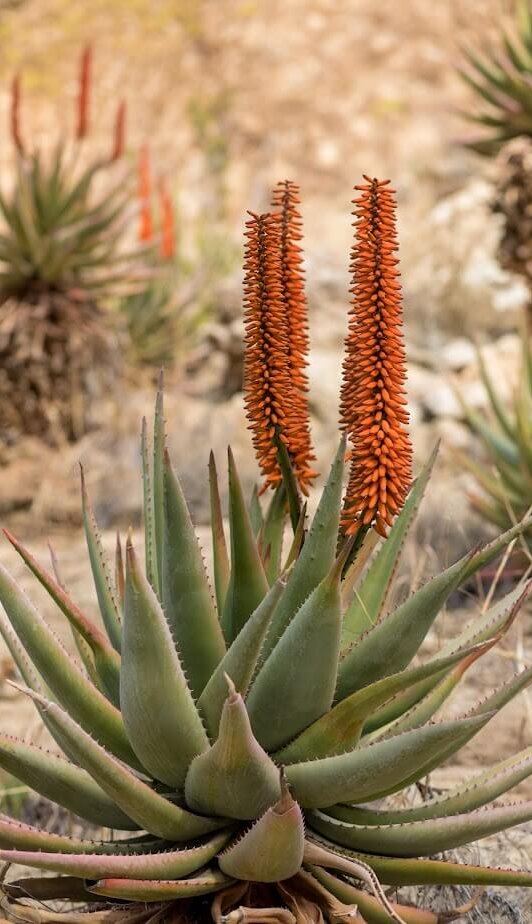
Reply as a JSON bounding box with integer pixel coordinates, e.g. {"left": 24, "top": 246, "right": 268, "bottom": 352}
{"left": 316, "top": 849, "right": 532, "bottom": 887}
{"left": 247, "top": 546, "right": 346, "bottom": 752}
{"left": 186, "top": 677, "right": 281, "bottom": 819}
{"left": 141, "top": 416, "right": 159, "bottom": 596}
{"left": 80, "top": 467, "right": 122, "bottom": 652}
{"left": 198, "top": 578, "right": 285, "bottom": 740}
{"left": 274, "top": 643, "right": 489, "bottom": 764}
{"left": 162, "top": 449, "right": 226, "bottom": 698}
{"left": 89, "top": 870, "right": 232, "bottom": 901}
{"left": 218, "top": 777, "right": 304, "bottom": 882}
{"left": 288, "top": 714, "right": 491, "bottom": 809}
{"left": 336, "top": 519, "right": 531, "bottom": 701}
{"left": 303, "top": 840, "right": 407, "bottom": 924}
{"left": 368, "top": 642, "right": 494, "bottom": 742}
{"left": 152, "top": 382, "right": 165, "bottom": 596}
{"left": 3, "top": 529, "right": 121, "bottom": 706}
{"left": 327, "top": 745, "right": 532, "bottom": 825}
{"left": 0, "top": 816, "right": 161, "bottom": 855}
{"left": 221, "top": 448, "right": 269, "bottom": 643}
{"left": 261, "top": 437, "right": 346, "bottom": 660}
{"left": 249, "top": 484, "right": 264, "bottom": 537}
{"left": 209, "top": 451, "right": 230, "bottom": 615}
{"left": 0, "top": 831, "right": 230, "bottom": 881}
{"left": 341, "top": 445, "right": 437, "bottom": 649}
{"left": 0, "top": 562, "right": 138, "bottom": 768}
{"left": 121, "top": 541, "right": 209, "bottom": 787}
{"left": 0, "top": 734, "right": 137, "bottom": 830}
{"left": 260, "top": 484, "right": 288, "bottom": 584}
{"left": 115, "top": 532, "right": 125, "bottom": 611}
{"left": 16, "top": 687, "right": 225, "bottom": 841}
{"left": 309, "top": 801, "right": 532, "bottom": 856}
{"left": 311, "top": 866, "right": 441, "bottom": 923}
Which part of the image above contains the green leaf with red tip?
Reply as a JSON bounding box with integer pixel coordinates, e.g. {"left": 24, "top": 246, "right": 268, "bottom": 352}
{"left": 0, "top": 831, "right": 230, "bottom": 881}
{"left": 274, "top": 643, "right": 490, "bottom": 764}
{"left": 198, "top": 578, "right": 285, "bottom": 740}
{"left": 308, "top": 801, "right": 532, "bottom": 857}
{"left": 221, "top": 448, "right": 269, "bottom": 643}
{"left": 336, "top": 519, "right": 531, "bottom": 702}
{"left": 327, "top": 745, "right": 532, "bottom": 826}
{"left": 89, "top": 870, "right": 232, "bottom": 902}
{"left": 288, "top": 713, "right": 491, "bottom": 809}
{"left": 186, "top": 677, "right": 281, "bottom": 819}
{"left": 262, "top": 437, "right": 346, "bottom": 660}
{"left": 16, "top": 688, "right": 225, "bottom": 841}
{"left": 209, "top": 450, "right": 230, "bottom": 615}
{"left": 0, "top": 734, "right": 137, "bottom": 830}
{"left": 247, "top": 545, "right": 347, "bottom": 752}
{"left": 141, "top": 417, "right": 159, "bottom": 595}
{"left": 3, "top": 529, "right": 121, "bottom": 706}
{"left": 162, "top": 449, "right": 226, "bottom": 699}
{"left": 218, "top": 777, "right": 304, "bottom": 882}
{"left": 80, "top": 467, "right": 122, "bottom": 652}
{"left": 0, "top": 561, "right": 138, "bottom": 768}
{"left": 121, "top": 540, "right": 209, "bottom": 788}
{"left": 341, "top": 445, "right": 438, "bottom": 649}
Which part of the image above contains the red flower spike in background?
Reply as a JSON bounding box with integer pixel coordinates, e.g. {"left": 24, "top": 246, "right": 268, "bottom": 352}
{"left": 271, "top": 180, "right": 317, "bottom": 494}
{"left": 110, "top": 101, "right": 126, "bottom": 162}
{"left": 76, "top": 45, "right": 92, "bottom": 140}
{"left": 10, "top": 74, "right": 24, "bottom": 155}
{"left": 243, "top": 211, "right": 294, "bottom": 493}
{"left": 340, "top": 176, "right": 412, "bottom": 537}
{"left": 138, "top": 145, "right": 153, "bottom": 242}
{"left": 159, "top": 178, "right": 176, "bottom": 260}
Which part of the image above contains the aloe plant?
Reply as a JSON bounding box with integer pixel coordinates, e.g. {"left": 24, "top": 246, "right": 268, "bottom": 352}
{"left": 457, "top": 0, "right": 532, "bottom": 155}
{"left": 0, "top": 180, "right": 531, "bottom": 924}
{"left": 457, "top": 326, "right": 532, "bottom": 545}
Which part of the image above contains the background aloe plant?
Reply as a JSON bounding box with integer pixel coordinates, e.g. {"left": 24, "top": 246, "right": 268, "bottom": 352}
{"left": 457, "top": 325, "right": 532, "bottom": 546}
{"left": 0, "top": 183, "right": 531, "bottom": 923}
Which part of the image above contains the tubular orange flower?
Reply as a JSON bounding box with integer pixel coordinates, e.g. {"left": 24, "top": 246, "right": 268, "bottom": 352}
{"left": 340, "top": 176, "right": 412, "bottom": 537}
{"left": 76, "top": 45, "right": 92, "bottom": 140}
{"left": 159, "top": 178, "right": 176, "bottom": 260}
{"left": 271, "top": 180, "right": 317, "bottom": 494}
{"left": 138, "top": 145, "right": 153, "bottom": 243}
{"left": 10, "top": 74, "right": 24, "bottom": 155}
{"left": 243, "top": 211, "right": 294, "bottom": 493}
{"left": 110, "top": 101, "right": 126, "bottom": 163}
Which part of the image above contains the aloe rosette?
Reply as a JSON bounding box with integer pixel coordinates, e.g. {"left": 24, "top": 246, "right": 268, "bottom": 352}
{"left": 0, "top": 182, "right": 531, "bottom": 923}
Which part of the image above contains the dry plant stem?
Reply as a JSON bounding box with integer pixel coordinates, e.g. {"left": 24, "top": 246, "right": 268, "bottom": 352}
{"left": 340, "top": 177, "right": 412, "bottom": 538}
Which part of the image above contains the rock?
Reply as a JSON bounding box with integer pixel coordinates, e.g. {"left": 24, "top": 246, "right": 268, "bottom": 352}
{"left": 440, "top": 337, "right": 477, "bottom": 371}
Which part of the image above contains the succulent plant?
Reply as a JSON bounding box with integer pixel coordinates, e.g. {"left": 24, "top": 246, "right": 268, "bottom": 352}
{"left": 0, "top": 46, "right": 139, "bottom": 444}
{"left": 0, "top": 179, "right": 532, "bottom": 924}
{"left": 457, "top": 325, "right": 532, "bottom": 545}
{"left": 457, "top": 1, "right": 532, "bottom": 155}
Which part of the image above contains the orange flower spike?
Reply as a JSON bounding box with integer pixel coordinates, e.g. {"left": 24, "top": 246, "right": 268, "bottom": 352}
{"left": 243, "top": 211, "right": 293, "bottom": 493}
{"left": 10, "top": 74, "right": 24, "bottom": 155}
{"left": 76, "top": 44, "right": 92, "bottom": 140}
{"left": 138, "top": 145, "right": 153, "bottom": 243}
{"left": 340, "top": 176, "right": 412, "bottom": 537}
{"left": 159, "top": 178, "right": 176, "bottom": 261}
{"left": 110, "top": 101, "right": 127, "bottom": 162}
{"left": 271, "top": 180, "right": 317, "bottom": 494}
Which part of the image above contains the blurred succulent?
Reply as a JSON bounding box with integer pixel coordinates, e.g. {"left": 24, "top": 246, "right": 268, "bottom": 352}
{"left": 458, "top": 1, "right": 532, "bottom": 155}
{"left": 0, "top": 180, "right": 531, "bottom": 924}
{"left": 0, "top": 46, "right": 140, "bottom": 445}
{"left": 119, "top": 150, "right": 225, "bottom": 369}
{"left": 458, "top": 326, "right": 532, "bottom": 544}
